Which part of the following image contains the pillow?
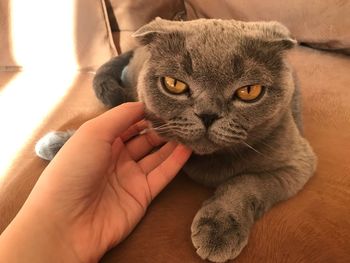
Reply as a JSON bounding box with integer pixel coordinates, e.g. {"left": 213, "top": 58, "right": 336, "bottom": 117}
{"left": 185, "top": 0, "right": 350, "bottom": 54}
{"left": 106, "top": 0, "right": 186, "bottom": 53}
{"left": 0, "top": 0, "right": 117, "bottom": 71}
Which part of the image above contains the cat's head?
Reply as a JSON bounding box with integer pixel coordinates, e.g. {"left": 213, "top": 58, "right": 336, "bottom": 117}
{"left": 133, "top": 18, "right": 296, "bottom": 155}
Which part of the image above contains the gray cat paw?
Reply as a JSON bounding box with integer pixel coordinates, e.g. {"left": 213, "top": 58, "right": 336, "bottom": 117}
{"left": 191, "top": 205, "right": 248, "bottom": 262}
{"left": 35, "top": 131, "right": 74, "bottom": 160}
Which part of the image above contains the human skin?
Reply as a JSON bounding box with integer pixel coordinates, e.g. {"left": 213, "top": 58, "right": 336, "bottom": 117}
{"left": 0, "top": 102, "right": 192, "bottom": 263}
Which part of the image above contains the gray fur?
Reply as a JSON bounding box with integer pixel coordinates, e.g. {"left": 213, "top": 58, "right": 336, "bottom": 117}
{"left": 93, "top": 50, "right": 135, "bottom": 107}
{"left": 130, "top": 18, "right": 316, "bottom": 262}
{"left": 35, "top": 130, "right": 74, "bottom": 160}
{"left": 36, "top": 18, "right": 316, "bottom": 262}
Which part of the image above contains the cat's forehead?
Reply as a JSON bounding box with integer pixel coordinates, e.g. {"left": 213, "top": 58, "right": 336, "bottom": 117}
{"left": 184, "top": 27, "right": 242, "bottom": 64}
{"left": 146, "top": 19, "right": 290, "bottom": 83}
{"left": 174, "top": 19, "right": 277, "bottom": 36}
{"left": 182, "top": 27, "right": 268, "bottom": 79}
{"left": 183, "top": 20, "right": 276, "bottom": 60}
{"left": 151, "top": 20, "right": 271, "bottom": 66}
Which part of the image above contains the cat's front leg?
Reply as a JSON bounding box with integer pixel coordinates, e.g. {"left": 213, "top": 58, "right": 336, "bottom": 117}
{"left": 93, "top": 51, "right": 135, "bottom": 107}
{"left": 191, "top": 195, "right": 251, "bottom": 262}
{"left": 191, "top": 162, "right": 315, "bottom": 262}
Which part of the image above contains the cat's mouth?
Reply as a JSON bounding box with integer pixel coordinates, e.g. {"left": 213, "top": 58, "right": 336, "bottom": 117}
{"left": 162, "top": 131, "right": 222, "bottom": 155}
{"left": 145, "top": 110, "right": 229, "bottom": 155}
{"left": 148, "top": 123, "right": 219, "bottom": 155}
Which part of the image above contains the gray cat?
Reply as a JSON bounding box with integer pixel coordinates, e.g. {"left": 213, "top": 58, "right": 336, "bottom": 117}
{"left": 36, "top": 18, "right": 316, "bottom": 262}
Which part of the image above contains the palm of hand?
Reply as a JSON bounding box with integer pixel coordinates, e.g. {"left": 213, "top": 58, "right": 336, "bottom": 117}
{"left": 59, "top": 122, "right": 188, "bottom": 260}
{"left": 30, "top": 103, "right": 191, "bottom": 262}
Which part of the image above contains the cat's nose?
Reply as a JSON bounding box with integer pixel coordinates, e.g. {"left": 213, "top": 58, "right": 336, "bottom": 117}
{"left": 197, "top": 113, "right": 219, "bottom": 128}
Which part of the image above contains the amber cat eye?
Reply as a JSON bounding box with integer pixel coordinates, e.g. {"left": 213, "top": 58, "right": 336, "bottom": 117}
{"left": 235, "top": 84, "right": 264, "bottom": 102}
{"left": 161, "top": 76, "right": 189, "bottom": 94}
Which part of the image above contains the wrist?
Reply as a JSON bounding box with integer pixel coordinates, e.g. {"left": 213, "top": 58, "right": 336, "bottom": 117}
{"left": 0, "top": 202, "right": 82, "bottom": 263}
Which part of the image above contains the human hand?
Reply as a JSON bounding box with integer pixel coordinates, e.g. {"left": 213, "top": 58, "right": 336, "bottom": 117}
{"left": 0, "top": 102, "right": 192, "bottom": 262}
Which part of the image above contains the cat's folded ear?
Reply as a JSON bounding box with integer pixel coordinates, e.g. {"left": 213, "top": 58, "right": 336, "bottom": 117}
{"left": 259, "top": 21, "right": 297, "bottom": 50}
{"left": 133, "top": 18, "right": 297, "bottom": 51}
{"left": 132, "top": 17, "right": 180, "bottom": 45}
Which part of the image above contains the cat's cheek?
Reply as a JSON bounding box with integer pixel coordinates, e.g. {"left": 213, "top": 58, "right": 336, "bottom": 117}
{"left": 136, "top": 85, "right": 159, "bottom": 117}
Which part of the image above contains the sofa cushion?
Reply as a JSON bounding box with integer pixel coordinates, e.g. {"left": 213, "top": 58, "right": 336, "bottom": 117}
{"left": 106, "top": 0, "right": 186, "bottom": 52}
{"left": 185, "top": 0, "right": 350, "bottom": 54}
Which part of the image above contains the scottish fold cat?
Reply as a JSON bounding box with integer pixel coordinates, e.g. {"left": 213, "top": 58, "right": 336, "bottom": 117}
{"left": 36, "top": 18, "right": 316, "bottom": 262}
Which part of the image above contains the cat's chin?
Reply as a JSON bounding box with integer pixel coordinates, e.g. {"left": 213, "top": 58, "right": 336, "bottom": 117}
{"left": 191, "top": 146, "right": 217, "bottom": 155}
{"left": 186, "top": 139, "right": 221, "bottom": 155}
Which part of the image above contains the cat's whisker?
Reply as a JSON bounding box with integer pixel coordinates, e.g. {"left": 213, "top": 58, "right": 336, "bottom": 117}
{"left": 211, "top": 130, "right": 245, "bottom": 143}
{"left": 151, "top": 120, "right": 166, "bottom": 126}
{"left": 152, "top": 130, "right": 171, "bottom": 136}
{"left": 152, "top": 129, "right": 190, "bottom": 138}
{"left": 258, "top": 140, "right": 279, "bottom": 153}
{"left": 241, "top": 141, "right": 266, "bottom": 157}
{"left": 151, "top": 125, "right": 178, "bottom": 131}
{"left": 140, "top": 128, "right": 171, "bottom": 137}
{"left": 151, "top": 124, "right": 174, "bottom": 130}
{"left": 173, "top": 129, "right": 192, "bottom": 136}
{"left": 141, "top": 127, "right": 170, "bottom": 135}
{"left": 152, "top": 124, "right": 193, "bottom": 132}
{"left": 158, "top": 129, "right": 189, "bottom": 137}
{"left": 138, "top": 123, "right": 174, "bottom": 135}
{"left": 146, "top": 123, "right": 185, "bottom": 133}
{"left": 153, "top": 126, "right": 193, "bottom": 137}
{"left": 225, "top": 127, "right": 247, "bottom": 138}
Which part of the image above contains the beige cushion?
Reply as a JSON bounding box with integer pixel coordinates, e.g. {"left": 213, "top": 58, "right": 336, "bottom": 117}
{"left": 185, "top": 0, "right": 350, "bottom": 52}
{"left": 0, "top": 0, "right": 117, "bottom": 71}
{"left": 107, "top": 0, "right": 186, "bottom": 52}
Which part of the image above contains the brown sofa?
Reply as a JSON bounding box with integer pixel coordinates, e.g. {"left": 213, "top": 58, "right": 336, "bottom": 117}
{"left": 1, "top": 1, "right": 350, "bottom": 262}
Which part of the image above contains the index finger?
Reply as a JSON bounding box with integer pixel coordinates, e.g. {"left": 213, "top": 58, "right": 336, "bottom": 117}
{"left": 147, "top": 144, "right": 192, "bottom": 199}
{"left": 82, "top": 102, "right": 145, "bottom": 143}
